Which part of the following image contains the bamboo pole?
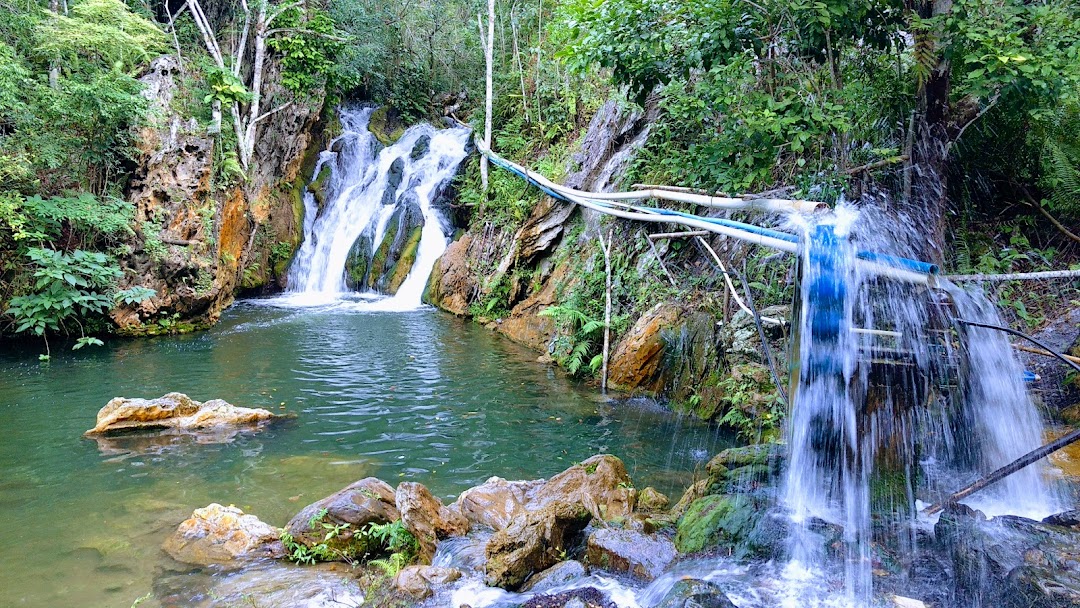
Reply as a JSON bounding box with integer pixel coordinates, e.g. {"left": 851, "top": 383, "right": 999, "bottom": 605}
{"left": 1015, "top": 344, "right": 1080, "bottom": 366}
{"left": 923, "top": 427, "right": 1080, "bottom": 516}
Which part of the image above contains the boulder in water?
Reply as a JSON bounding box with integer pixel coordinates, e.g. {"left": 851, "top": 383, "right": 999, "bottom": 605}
{"left": 455, "top": 476, "right": 542, "bottom": 531}
{"left": 585, "top": 528, "right": 676, "bottom": 580}
{"left": 395, "top": 481, "right": 469, "bottom": 563}
{"left": 283, "top": 477, "right": 400, "bottom": 561}
{"left": 84, "top": 392, "right": 278, "bottom": 435}
{"left": 344, "top": 231, "right": 373, "bottom": 290}
{"left": 520, "top": 586, "right": 617, "bottom": 608}
{"left": 382, "top": 157, "right": 405, "bottom": 206}
{"left": 937, "top": 504, "right": 1080, "bottom": 608}
{"left": 674, "top": 494, "right": 768, "bottom": 555}
{"left": 393, "top": 564, "right": 462, "bottom": 600}
{"left": 520, "top": 560, "right": 587, "bottom": 593}
{"left": 484, "top": 501, "right": 591, "bottom": 590}
{"left": 410, "top": 134, "right": 431, "bottom": 160}
{"left": 654, "top": 579, "right": 738, "bottom": 608}
{"left": 636, "top": 487, "right": 670, "bottom": 512}
{"left": 307, "top": 163, "right": 332, "bottom": 210}
{"left": 533, "top": 454, "right": 636, "bottom": 520}
{"left": 162, "top": 503, "right": 283, "bottom": 567}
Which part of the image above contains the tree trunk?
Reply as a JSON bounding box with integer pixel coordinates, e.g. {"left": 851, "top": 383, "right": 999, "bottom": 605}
{"left": 480, "top": 0, "right": 495, "bottom": 195}
{"left": 905, "top": 0, "right": 953, "bottom": 264}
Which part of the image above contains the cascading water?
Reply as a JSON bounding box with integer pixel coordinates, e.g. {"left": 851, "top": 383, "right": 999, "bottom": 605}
{"left": 284, "top": 106, "right": 470, "bottom": 309}
{"left": 780, "top": 203, "right": 1062, "bottom": 607}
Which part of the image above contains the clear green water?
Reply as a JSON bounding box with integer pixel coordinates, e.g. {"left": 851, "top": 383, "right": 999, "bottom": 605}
{"left": 0, "top": 302, "right": 730, "bottom": 607}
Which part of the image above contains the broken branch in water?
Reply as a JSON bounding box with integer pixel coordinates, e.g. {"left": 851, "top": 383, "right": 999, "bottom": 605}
{"left": 923, "top": 427, "right": 1080, "bottom": 516}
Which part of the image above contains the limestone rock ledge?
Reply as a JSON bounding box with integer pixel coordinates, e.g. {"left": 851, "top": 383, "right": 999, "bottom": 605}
{"left": 84, "top": 392, "right": 278, "bottom": 435}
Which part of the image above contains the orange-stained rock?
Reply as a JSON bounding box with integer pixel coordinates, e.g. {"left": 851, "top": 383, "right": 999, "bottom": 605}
{"left": 533, "top": 454, "right": 636, "bottom": 520}
{"left": 455, "top": 477, "right": 543, "bottom": 531}
{"left": 425, "top": 234, "right": 476, "bottom": 315}
{"left": 84, "top": 392, "right": 278, "bottom": 435}
{"left": 395, "top": 481, "right": 470, "bottom": 563}
{"left": 607, "top": 302, "right": 683, "bottom": 393}
{"left": 496, "top": 260, "right": 570, "bottom": 352}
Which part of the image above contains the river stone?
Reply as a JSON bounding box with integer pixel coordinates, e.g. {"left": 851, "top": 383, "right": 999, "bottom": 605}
{"left": 484, "top": 501, "right": 592, "bottom": 590}
{"left": 455, "top": 476, "right": 543, "bottom": 530}
{"left": 520, "top": 586, "right": 618, "bottom": 608}
{"left": 533, "top": 454, "right": 636, "bottom": 521}
{"left": 84, "top": 392, "right": 277, "bottom": 435}
{"left": 344, "top": 231, "right": 373, "bottom": 290}
{"left": 937, "top": 505, "right": 1080, "bottom": 608}
{"left": 308, "top": 163, "right": 332, "bottom": 210}
{"left": 654, "top": 579, "right": 738, "bottom": 608}
{"left": 393, "top": 564, "right": 462, "bottom": 600}
{"left": 395, "top": 481, "right": 469, "bottom": 563}
{"left": 520, "top": 560, "right": 587, "bottom": 593}
{"left": 410, "top": 135, "right": 431, "bottom": 160}
{"left": 283, "top": 477, "right": 399, "bottom": 560}
{"left": 382, "top": 157, "right": 405, "bottom": 206}
{"left": 675, "top": 494, "right": 760, "bottom": 555}
{"left": 162, "top": 503, "right": 282, "bottom": 567}
{"left": 585, "top": 528, "right": 675, "bottom": 580}
{"left": 636, "top": 487, "right": 670, "bottom": 512}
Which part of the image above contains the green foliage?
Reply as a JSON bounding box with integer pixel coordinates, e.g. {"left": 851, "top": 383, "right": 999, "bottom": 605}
{"left": 267, "top": 7, "right": 340, "bottom": 95}
{"left": 6, "top": 248, "right": 119, "bottom": 336}
{"left": 36, "top": 0, "right": 166, "bottom": 71}
{"left": 539, "top": 303, "right": 607, "bottom": 376}
{"left": 203, "top": 67, "right": 251, "bottom": 105}
{"left": 280, "top": 514, "right": 418, "bottom": 568}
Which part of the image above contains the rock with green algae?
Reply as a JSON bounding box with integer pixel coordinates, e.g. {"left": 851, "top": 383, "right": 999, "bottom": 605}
{"left": 674, "top": 493, "right": 777, "bottom": 556}
{"left": 344, "top": 231, "right": 373, "bottom": 290}
{"left": 636, "top": 486, "right": 670, "bottom": 512}
{"left": 283, "top": 477, "right": 400, "bottom": 560}
{"left": 367, "top": 106, "right": 406, "bottom": 145}
{"left": 307, "top": 163, "right": 332, "bottom": 209}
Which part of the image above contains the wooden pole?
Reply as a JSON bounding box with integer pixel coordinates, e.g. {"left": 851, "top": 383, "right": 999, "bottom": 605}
{"left": 480, "top": 0, "right": 495, "bottom": 196}
{"left": 923, "top": 427, "right": 1080, "bottom": 516}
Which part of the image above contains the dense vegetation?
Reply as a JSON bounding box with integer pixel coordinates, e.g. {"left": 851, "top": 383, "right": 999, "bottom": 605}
{"left": 2, "top": 0, "right": 1078, "bottom": 357}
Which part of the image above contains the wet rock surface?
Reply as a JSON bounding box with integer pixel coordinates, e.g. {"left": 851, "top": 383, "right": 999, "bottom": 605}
{"left": 162, "top": 503, "right": 283, "bottom": 567}
{"left": 585, "top": 528, "right": 676, "bottom": 580}
{"left": 283, "top": 477, "right": 399, "bottom": 559}
{"left": 520, "top": 586, "right": 618, "bottom": 608}
{"left": 484, "top": 501, "right": 592, "bottom": 590}
{"left": 520, "top": 560, "right": 588, "bottom": 593}
{"left": 394, "top": 564, "right": 462, "bottom": 599}
{"left": 84, "top": 392, "right": 278, "bottom": 435}
{"left": 936, "top": 505, "right": 1080, "bottom": 608}
{"left": 653, "top": 579, "right": 738, "bottom": 608}
{"left": 395, "top": 481, "right": 469, "bottom": 563}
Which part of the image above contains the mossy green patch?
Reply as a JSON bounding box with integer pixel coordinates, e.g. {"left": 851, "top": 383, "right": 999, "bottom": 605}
{"left": 368, "top": 220, "right": 399, "bottom": 290}
{"left": 674, "top": 494, "right": 761, "bottom": 555}
{"left": 368, "top": 106, "right": 406, "bottom": 146}
{"left": 386, "top": 226, "right": 422, "bottom": 294}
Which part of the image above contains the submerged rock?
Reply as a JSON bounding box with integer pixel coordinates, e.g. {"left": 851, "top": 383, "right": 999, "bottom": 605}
{"left": 395, "top": 481, "right": 470, "bottom": 563}
{"left": 283, "top": 477, "right": 400, "bottom": 560}
{"left": 654, "top": 579, "right": 737, "bottom": 608}
{"left": 585, "top": 528, "right": 676, "bottom": 580}
{"left": 84, "top": 392, "right": 278, "bottom": 435}
{"left": 484, "top": 501, "right": 592, "bottom": 590}
{"left": 162, "top": 503, "right": 283, "bottom": 567}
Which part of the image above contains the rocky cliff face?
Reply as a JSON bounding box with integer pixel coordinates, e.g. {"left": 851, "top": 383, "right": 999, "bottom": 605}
{"left": 110, "top": 56, "right": 325, "bottom": 334}
{"left": 425, "top": 99, "right": 787, "bottom": 421}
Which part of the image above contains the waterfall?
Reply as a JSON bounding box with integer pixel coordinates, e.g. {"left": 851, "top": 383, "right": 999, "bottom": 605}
{"left": 781, "top": 203, "right": 1061, "bottom": 606}
{"left": 284, "top": 106, "right": 470, "bottom": 310}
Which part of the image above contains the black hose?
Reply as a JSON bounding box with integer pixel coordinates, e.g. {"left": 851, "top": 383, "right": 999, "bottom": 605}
{"left": 956, "top": 319, "right": 1080, "bottom": 375}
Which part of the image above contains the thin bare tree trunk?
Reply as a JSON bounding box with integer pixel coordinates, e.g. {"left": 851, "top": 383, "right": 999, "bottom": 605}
{"left": 48, "top": 0, "right": 60, "bottom": 89}
{"left": 480, "top": 0, "right": 495, "bottom": 195}
{"left": 599, "top": 229, "right": 613, "bottom": 392}
{"left": 511, "top": 7, "right": 529, "bottom": 124}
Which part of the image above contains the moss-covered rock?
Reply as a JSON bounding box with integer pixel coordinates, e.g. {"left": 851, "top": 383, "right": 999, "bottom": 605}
{"left": 386, "top": 226, "right": 422, "bottom": 294}
{"left": 368, "top": 106, "right": 406, "bottom": 146}
{"left": 345, "top": 232, "right": 373, "bottom": 290}
{"left": 308, "top": 164, "right": 332, "bottom": 210}
{"left": 674, "top": 494, "right": 771, "bottom": 556}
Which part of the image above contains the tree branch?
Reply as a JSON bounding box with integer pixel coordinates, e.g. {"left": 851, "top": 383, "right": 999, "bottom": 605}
{"left": 1021, "top": 191, "right": 1080, "bottom": 245}
{"left": 947, "top": 90, "right": 1000, "bottom": 154}
{"left": 264, "top": 28, "right": 349, "bottom": 41}
{"left": 251, "top": 102, "right": 294, "bottom": 126}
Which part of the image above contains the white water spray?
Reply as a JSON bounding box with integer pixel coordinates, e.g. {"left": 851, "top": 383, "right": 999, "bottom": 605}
{"left": 283, "top": 106, "right": 470, "bottom": 310}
